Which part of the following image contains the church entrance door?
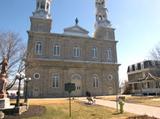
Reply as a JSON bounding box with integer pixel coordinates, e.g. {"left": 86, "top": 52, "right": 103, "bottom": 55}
{"left": 108, "top": 87, "right": 113, "bottom": 95}
{"left": 71, "top": 74, "right": 82, "bottom": 96}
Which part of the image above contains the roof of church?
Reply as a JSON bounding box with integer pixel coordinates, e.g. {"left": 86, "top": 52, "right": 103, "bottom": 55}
{"left": 63, "top": 23, "right": 89, "bottom": 37}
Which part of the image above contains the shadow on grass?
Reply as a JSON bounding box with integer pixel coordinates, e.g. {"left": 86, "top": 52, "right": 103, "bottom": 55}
{"left": 91, "top": 113, "right": 96, "bottom": 116}
{"left": 112, "top": 112, "right": 122, "bottom": 115}
{"left": 78, "top": 101, "right": 95, "bottom": 106}
{"left": 84, "top": 102, "right": 93, "bottom": 105}
{"left": 4, "top": 105, "right": 46, "bottom": 119}
{"left": 127, "top": 115, "right": 159, "bottom": 119}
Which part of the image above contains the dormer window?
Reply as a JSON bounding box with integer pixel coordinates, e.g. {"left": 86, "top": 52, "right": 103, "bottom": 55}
{"left": 144, "top": 61, "right": 153, "bottom": 68}
{"left": 132, "top": 65, "right": 135, "bottom": 71}
{"left": 137, "top": 63, "right": 141, "bottom": 70}
{"left": 127, "top": 67, "right": 130, "bottom": 72}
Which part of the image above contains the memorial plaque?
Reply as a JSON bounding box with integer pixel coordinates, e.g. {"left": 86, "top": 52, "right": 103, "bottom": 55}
{"left": 65, "top": 83, "right": 75, "bottom": 93}
{"left": 0, "top": 98, "right": 10, "bottom": 109}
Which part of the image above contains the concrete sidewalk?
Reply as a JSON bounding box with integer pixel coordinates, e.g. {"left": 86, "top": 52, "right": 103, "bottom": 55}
{"left": 78, "top": 98, "right": 160, "bottom": 118}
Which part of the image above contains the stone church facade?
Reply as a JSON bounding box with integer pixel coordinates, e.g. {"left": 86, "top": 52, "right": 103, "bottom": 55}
{"left": 26, "top": 0, "right": 119, "bottom": 97}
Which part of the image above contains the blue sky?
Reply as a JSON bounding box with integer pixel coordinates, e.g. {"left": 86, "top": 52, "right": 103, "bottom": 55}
{"left": 0, "top": 0, "right": 160, "bottom": 83}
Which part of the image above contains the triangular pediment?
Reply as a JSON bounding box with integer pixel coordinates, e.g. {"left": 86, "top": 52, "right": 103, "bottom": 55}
{"left": 64, "top": 25, "right": 89, "bottom": 34}
{"left": 63, "top": 24, "right": 89, "bottom": 37}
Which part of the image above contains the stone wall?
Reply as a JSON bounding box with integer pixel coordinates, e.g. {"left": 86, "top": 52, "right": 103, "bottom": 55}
{"left": 27, "top": 32, "right": 117, "bottom": 63}
{"left": 26, "top": 31, "right": 119, "bottom": 98}
{"left": 26, "top": 60, "right": 119, "bottom": 97}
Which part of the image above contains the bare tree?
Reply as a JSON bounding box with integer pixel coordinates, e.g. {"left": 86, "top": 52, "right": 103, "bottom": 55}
{"left": 150, "top": 43, "right": 160, "bottom": 77}
{"left": 122, "top": 80, "right": 132, "bottom": 94}
{"left": 0, "top": 32, "right": 26, "bottom": 79}
{"left": 151, "top": 43, "right": 160, "bottom": 60}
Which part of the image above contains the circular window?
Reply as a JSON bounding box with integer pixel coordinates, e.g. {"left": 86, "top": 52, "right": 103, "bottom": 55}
{"left": 33, "top": 73, "right": 40, "bottom": 79}
{"left": 108, "top": 74, "right": 113, "bottom": 80}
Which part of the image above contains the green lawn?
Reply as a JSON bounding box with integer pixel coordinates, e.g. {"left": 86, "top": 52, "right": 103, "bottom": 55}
{"left": 124, "top": 96, "right": 160, "bottom": 107}
{"left": 15, "top": 99, "right": 134, "bottom": 119}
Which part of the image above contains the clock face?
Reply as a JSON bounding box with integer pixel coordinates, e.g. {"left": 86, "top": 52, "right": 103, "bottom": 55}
{"left": 39, "top": 11, "right": 45, "bottom": 17}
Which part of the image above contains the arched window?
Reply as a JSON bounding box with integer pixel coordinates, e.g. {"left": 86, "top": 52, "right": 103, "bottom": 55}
{"left": 103, "top": 15, "right": 105, "bottom": 19}
{"left": 53, "top": 44, "right": 60, "bottom": 56}
{"left": 35, "top": 42, "right": 42, "bottom": 55}
{"left": 73, "top": 47, "right": 80, "bottom": 57}
{"left": 92, "top": 47, "right": 97, "bottom": 58}
{"left": 47, "top": 3, "right": 49, "bottom": 10}
{"left": 98, "top": 15, "right": 103, "bottom": 21}
{"left": 93, "top": 75, "right": 99, "bottom": 88}
{"left": 41, "top": 1, "right": 45, "bottom": 9}
{"left": 101, "top": 0, "right": 104, "bottom": 5}
{"left": 71, "top": 74, "right": 81, "bottom": 80}
{"left": 37, "top": 2, "right": 40, "bottom": 10}
{"left": 52, "top": 74, "right": 59, "bottom": 88}
{"left": 106, "top": 48, "right": 112, "bottom": 62}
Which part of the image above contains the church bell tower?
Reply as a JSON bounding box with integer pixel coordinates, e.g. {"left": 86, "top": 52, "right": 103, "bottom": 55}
{"left": 94, "top": 0, "right": 115, "bottom": 41}
{"left": 95, "top": 0, "right": 111, "bottom": 28}
{"left": 30, "top": 0, "right": 52, "bottom": 33}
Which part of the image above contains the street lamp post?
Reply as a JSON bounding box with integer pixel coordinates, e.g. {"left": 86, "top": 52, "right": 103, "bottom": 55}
{"left": 116, "top": 71, "right": 119, "bottom": 113}
{"left": 24, "top": 77, "right": 31, "bottom": 104}
{"left": 15, "top": 73, "right": 25, "bottom": 108}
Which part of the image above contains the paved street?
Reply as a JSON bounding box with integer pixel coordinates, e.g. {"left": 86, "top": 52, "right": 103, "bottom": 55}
{"left": 78, "top": 98, "right": 160, "bottom": 118}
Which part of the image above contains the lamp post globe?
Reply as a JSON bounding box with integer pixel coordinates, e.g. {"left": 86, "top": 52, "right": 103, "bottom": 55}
{"left": 16, "top": 72, "right": 25, "bottom": 108}
{"left": 16, "top": 73, "right": 20, "bottom": 79}
{"left": 20, "top": 72, "right": 25, "bottom": 79}
{"left": 28, "top": 78, "right": 31, "bottom": 81}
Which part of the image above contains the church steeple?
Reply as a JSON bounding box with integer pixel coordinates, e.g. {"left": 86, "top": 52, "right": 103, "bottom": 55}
{"left": 29, "top": 0, "right": 52, "bottom": 33}
{"left": 94, "top": 0, "right": 115, "bottom": 41}
{"left": 95, "top": 0, "right": 111, "bottom": 29}
{"left": 33, "top": 0, "right": 52, "bottom": 19}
